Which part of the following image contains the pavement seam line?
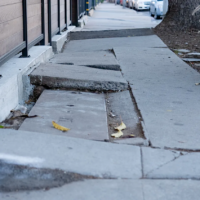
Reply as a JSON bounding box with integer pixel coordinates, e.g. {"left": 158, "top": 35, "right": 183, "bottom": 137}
{"left": 144, "top": 152, "right": 189, "bottom": 177}
{"left": 140, "top": 147, "right": 144, "bottom": 178}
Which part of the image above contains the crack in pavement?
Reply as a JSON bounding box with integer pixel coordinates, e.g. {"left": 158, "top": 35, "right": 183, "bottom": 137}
{"left": 143, "top": 151, "right": 189, "bottom": 177}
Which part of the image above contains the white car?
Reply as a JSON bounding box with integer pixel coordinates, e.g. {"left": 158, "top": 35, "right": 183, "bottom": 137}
{"left": 149, "top": 0, "right": 164, "bottom": 19}
{"left": 134, "top": 0, "right": 151, "bottom": 10}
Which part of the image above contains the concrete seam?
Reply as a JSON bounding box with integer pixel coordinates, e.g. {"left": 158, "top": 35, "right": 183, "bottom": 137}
{"left": 144, "top": 152, "right": 188, "bottom": 177}
{"left": 140, "top": 147, "right": 144, "bottom": 178}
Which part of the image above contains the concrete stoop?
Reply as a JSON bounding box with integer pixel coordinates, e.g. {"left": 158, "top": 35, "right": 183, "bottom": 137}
{"left": 30, "top": 63, "right": 128, "bottom": 91}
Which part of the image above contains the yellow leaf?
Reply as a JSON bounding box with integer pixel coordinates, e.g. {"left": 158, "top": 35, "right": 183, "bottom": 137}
{"left": 52, "top": 121, "right": 70, "bottom": 132}
{"left": 115, "top": 122, "right": 126, "bottom": 131}
{"left": 111, "top": 130, "right": 123, "bottom": 138}
{"left": 129, "top": 134, "right": 135, "bottom": 137}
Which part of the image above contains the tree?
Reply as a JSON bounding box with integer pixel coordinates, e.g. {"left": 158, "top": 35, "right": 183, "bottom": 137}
{"left": 156, "top": 0, "right": 200, "bottom": 32}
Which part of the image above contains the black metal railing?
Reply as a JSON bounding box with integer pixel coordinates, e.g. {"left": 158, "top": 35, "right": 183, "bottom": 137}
{"left": 0, "top": 0, "right": 69, "bottom": 66}
{"left": 0, "top": 0, "right": 101, "bottom": 66}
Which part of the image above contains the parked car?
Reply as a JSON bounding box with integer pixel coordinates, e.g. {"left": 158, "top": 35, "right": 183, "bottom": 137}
{"left": 120, "top": 0, "right": 129, "bottom": 6}
{"left": 128, "top": 0, "right": 136, "bottom": 8}
{"left": 134, "top": 0, "right": 151, "bottom": 10}
{"left": 149, "top": 0, "right": 163, "bottom": 19}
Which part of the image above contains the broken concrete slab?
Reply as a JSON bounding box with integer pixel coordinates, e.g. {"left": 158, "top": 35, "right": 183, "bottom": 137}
{"left": 142, "top": 147, "right": 200, "bottom": 179}
{"left": 113, "top": 138, "right": 146, "bottom": 145}
{"left": 182, "top": 58, "right": 200, "bottom": 62}
{"left": 0, "top": 129, "right": 142, "bottom": 179}
{"left": 63, "top": 35, "right": 167, "bottom": 53}
{"left": 50, "top": 51, "right": 120, "bottom": 71}
{"left": 20, "top": 90, "right": 109, "bottom": 141}
{"left": 1, "top": 179, "right": 200, "bottom": 200}
{"left": 106, "top": 91, "right": 143, "bottom": 139}
{"left": 174, "top": 49, "right": 190, "bottom": 53}
{"left": 30, "top": 63, "right": 128, "bottom": 91}
{"left": 114, "top": 46, "right": 200, "bottom": 150}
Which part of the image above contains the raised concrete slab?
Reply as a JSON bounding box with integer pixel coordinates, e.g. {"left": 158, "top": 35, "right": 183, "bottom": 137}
{"left": 20, "top": 90, "right": 109, "bottom": 141}
{"left": 0, "top": 46, "right": 53, "bottom": 122}
{"left": 0, "top": 129, "right": 142, "bottom": 178}
{"left": 50, "top": 51, "right": 120, "bottom": 71}
{"left": 63, "top": 35, "right": 167, "bottom": 53}
{"left": 114, "top": 46, "right": 200, "bottom": 150}
{"left": 70, "top": 28, "right": 154, "bottom": 40}
{"left": 142, "top": 147, "right": 200, "bottom": 179}
{"left": 1, "top": 180, "right": 200, "bottom": 200}
{"left": 30, "top": 63, "right": 128, "bottom": 91}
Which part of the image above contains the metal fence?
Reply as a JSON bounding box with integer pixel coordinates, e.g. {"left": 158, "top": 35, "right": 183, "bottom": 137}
{"left": 0, "top": 0, "right": 70, "bottom": 66}
{"left": 0, "top": 0, "right": 100, "bottom": 66}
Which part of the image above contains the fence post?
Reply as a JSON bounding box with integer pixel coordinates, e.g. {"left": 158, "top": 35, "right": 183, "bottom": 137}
{"left": 48, "top": 0, "right": 52, "bottom": 45}
{"left": 86, "top": 0, "right": 89, "bottom": 15}
{"left": 65, "top": 0, "right": 68, "bottom": 30}
{"left": 71, "top": 0, "right": 78, "bottom": 26}
{"left": 21, "top": 0, "right": 29, "bottom": 57}
{"left": 41, "top": 0, "right": 45, "bottom": 45}
{"left": 58, "top": 0, "right": 61, "bottom": 34}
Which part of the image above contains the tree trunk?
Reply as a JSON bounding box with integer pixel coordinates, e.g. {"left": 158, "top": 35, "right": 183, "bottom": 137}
{"left": 156, "top": 0, "right": 200, "bottom": 31}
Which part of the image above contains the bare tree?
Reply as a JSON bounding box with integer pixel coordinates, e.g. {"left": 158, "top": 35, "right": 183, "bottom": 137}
{"left": 157, "top": 0, "right": 200, "bottom": 32}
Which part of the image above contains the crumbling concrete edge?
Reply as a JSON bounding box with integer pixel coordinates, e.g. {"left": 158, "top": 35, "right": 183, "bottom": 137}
{"left": 78, "top": 15, "right": 89, "bottom": 28}
{"left": 141, "top": 121, "right": 150, "bottom": 146}
{"left": 52, "top": 26, "right": 76, "bottom": 53}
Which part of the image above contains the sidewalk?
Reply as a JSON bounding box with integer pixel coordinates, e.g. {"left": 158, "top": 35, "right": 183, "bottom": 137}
{"left": 1, "top": 2, "right": 200, "bottom": 199}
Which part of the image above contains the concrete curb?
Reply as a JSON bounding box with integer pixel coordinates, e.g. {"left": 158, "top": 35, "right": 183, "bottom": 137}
{"left": 52, "top": 26, "right": 76, "bottom": 53}
{"left": 0, "top": 46, "right": 54, "bottom": 122}
{"left": 78, "top": 15, "right": 88, "bottom": 28}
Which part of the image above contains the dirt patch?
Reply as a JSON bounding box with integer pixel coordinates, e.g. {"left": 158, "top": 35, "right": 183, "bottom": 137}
{"left": 154, "top": 25, "right": 200, "bottom": 74}
{"left": 0, "top": 161, "right": 98, "bottom": 192}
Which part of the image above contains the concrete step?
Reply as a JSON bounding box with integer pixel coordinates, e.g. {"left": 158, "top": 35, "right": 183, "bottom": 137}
{"left": 1, "top": 179, "right": 200, "bottom": 199}
{"left": 50, "top": 51, "right": 120, "bottom": 71}
{"left": 69, "top": 28, "right": 154, "bottom": 40}
{"left": 20, "top": 90, "right": 109, "bottom": 141}
{"left": 30, "top": 63, "right": 128, "bottom": 91}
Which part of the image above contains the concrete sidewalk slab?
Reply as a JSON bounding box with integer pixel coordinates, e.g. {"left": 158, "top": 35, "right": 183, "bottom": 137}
{"left": 63, "top": 35, "right": 167, "bottom": 53}
{"left": 20, "top": 90, "right": 109, "bottom": 141}
{"left": 0, "top": 129, "right": 141, "bottom": 179}
{"left": 50, "top": 51, "right": 120, "bottom": 71}
{"left": 30, "top": 63, "right": 128, "bottom": 91}
{"left": 1, "top": 180, "right": 200, "bottom": 200}
{"left": 142, "top": 147, "right": 200, "bottom": 179}
{"left": 82, "top": 2, "right": 161, "bottom": 31}
{"left": 114, "top": 46, "right": 200, "bottom": 150}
